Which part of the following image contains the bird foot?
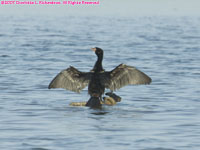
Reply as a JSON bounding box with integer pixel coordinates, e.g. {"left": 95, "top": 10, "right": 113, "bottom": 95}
{"left": 102, "top": 97, "right": 116, "bottom": 105}
{"left": 105, "top": 92, "right": 121, "bottom": 102}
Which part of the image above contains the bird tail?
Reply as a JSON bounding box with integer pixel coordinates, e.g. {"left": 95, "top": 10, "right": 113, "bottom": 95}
{"left": 86, "top": 97, "right": 102, "bottom": 109}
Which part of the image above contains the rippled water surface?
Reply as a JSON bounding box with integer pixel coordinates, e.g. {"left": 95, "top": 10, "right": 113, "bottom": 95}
{"left": 0, "top": 15, "right": 200, "bottom": 150}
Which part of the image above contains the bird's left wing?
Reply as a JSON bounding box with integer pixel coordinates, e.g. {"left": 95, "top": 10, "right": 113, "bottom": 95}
{"left": 48, "top": 66, "right": 92, "bottom": 93}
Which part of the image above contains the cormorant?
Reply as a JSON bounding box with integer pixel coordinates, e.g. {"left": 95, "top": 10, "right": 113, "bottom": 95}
{"left": 48, "top": 47, "right": 151, "bottom": 108}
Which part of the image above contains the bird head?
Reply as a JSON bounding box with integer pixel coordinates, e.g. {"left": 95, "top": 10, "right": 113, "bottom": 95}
{"left": 91, "top": 47, "right": 103, "bottom": 57}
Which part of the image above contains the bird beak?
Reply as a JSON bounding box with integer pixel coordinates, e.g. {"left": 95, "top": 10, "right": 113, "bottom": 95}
{"left": 91, "top": 48, "right": 96, "bottom": 52}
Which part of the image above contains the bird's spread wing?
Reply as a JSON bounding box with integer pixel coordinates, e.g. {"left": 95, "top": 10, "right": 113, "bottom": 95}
{"left": 102, "top": 64, "right": 152, "bottom": 91}
{"left": 48, "top": 66, "right": 92, "bottom": 93}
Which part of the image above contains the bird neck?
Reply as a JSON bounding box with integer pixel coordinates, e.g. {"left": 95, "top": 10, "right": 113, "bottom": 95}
{"left": 93, "top": 54, "right": 103, "bottom": 72}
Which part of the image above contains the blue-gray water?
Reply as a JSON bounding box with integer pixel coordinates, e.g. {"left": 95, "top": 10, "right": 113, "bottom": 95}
{"left": 0, "top": 15, "right": 200, "bottom": 150}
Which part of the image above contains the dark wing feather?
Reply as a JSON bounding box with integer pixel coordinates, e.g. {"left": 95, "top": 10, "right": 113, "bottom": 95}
{"left": 48, "top": 66, "right": 92, "bottom": 93}
{"left": 103, "top": 64, "right": 151, "bottom": 91}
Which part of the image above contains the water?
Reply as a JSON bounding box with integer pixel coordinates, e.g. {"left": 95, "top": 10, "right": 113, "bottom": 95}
{"left": 0, "top": 15, "right": 200, "bottom": 150}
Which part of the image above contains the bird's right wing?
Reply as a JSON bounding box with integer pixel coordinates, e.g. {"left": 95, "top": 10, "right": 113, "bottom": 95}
{"left": 48, "top": 66, "right": 92, "bottom": 93}
{"left": 101, "top": 64, "right": 151, "bottom": 91}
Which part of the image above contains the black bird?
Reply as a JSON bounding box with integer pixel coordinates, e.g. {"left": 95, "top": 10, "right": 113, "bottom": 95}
{"left": 48, "top": 47, "right": 151, "bottom": 108}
